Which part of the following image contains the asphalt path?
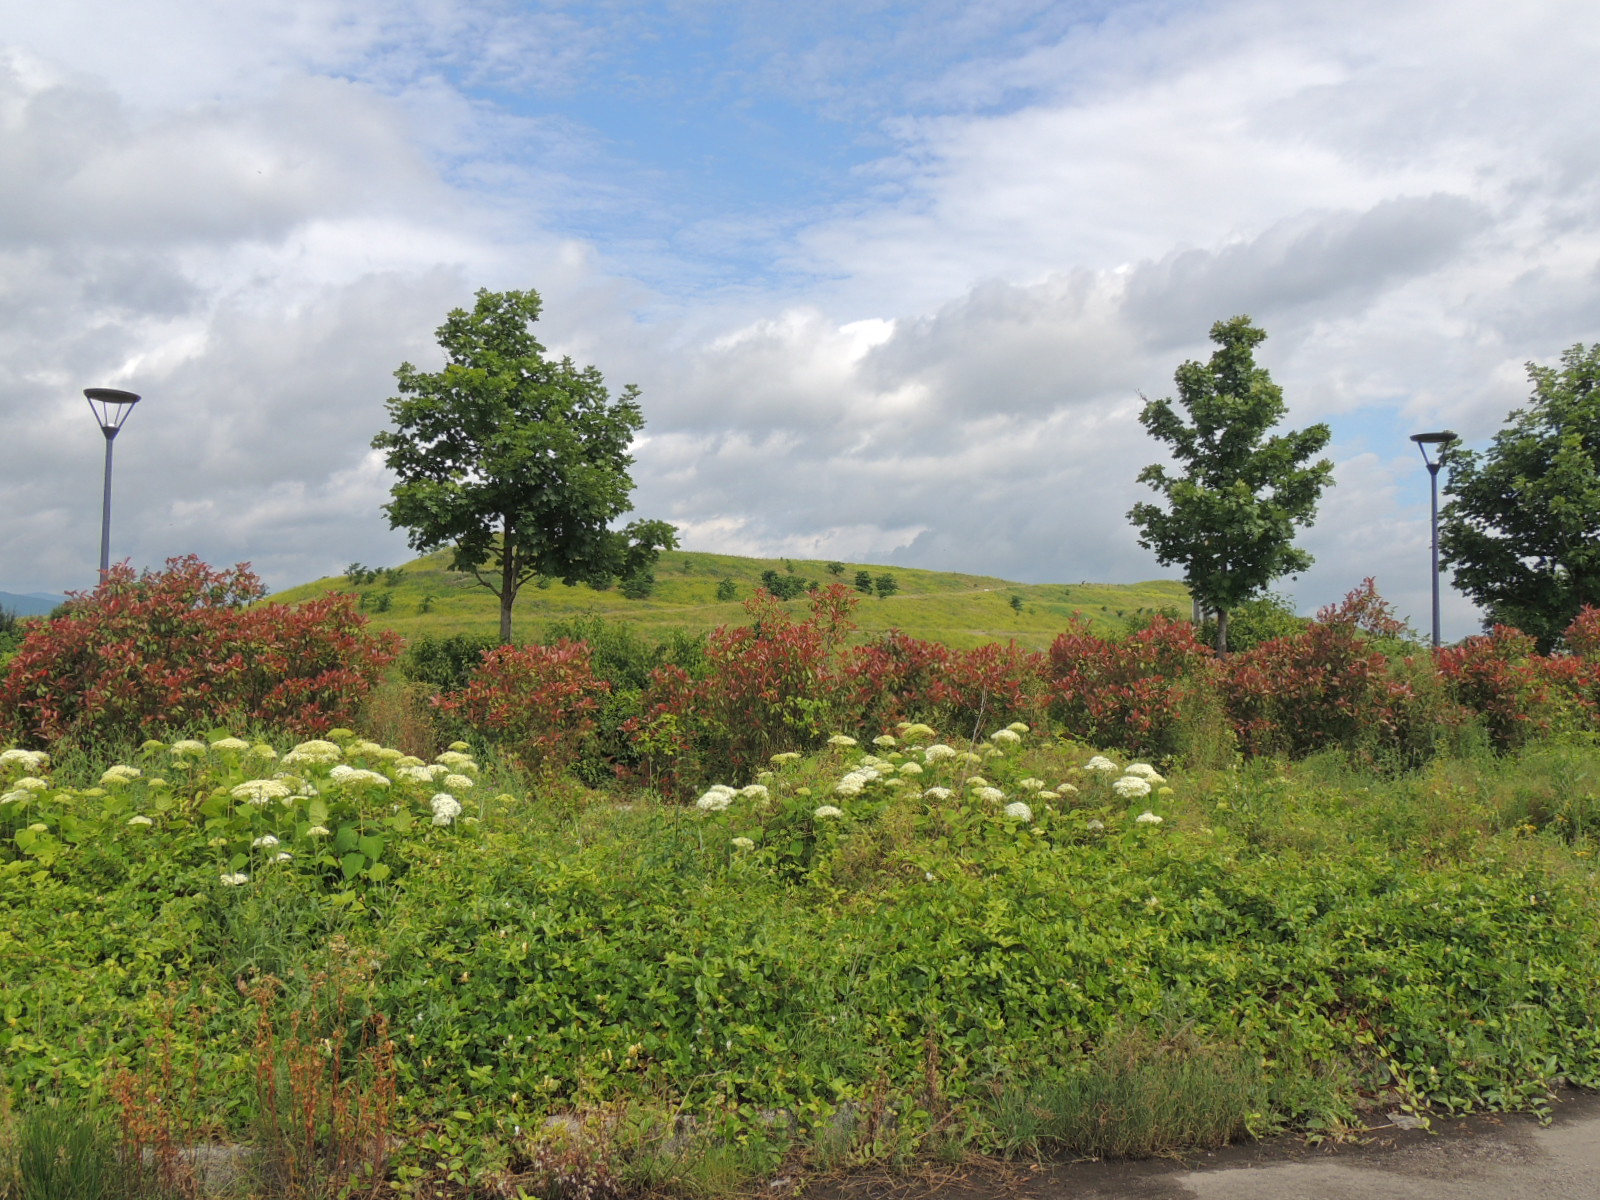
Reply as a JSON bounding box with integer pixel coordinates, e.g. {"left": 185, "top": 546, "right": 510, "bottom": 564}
{"left": 810, "top": 1091, "right": 1600, "bottom": 1200}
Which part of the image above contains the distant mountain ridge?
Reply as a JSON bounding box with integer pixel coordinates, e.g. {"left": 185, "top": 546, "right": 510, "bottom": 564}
{"left": 0, "top": 592, "right": 64, "bottom": 617}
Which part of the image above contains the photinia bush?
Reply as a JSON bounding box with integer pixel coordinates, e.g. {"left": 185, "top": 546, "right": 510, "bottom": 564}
{"left": 1046, "top": 616, "right": 1215, "bottom": 757}
{"left": 435, "top": 639, "right": 609, "bottom": 773}
{"left": 1433, "top": 625, "right": 1581, "bottom": 750}
{"left": 629, "top": 586, "right": 858, "bottom": 788}
{"left": 0, "top": 557, "right": 399, "bottom": 748}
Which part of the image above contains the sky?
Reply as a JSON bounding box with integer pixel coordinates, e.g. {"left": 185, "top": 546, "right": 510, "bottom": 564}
{"left": 2, "top": 0, "right": 1597, "bottom": 640}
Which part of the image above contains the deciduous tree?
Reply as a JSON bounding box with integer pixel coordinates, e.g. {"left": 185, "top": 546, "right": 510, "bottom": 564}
{"left": 373, "top": 288, "right": 676, "bottom": 643}
{"left": 1439, "top": 343, "right": 1600, "bottom": 650}
{"left": 1128, "top": 316, "right": 1333, "bottom": 652}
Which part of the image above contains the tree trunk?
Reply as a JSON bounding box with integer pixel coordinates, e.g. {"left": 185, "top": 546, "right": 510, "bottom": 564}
{"left": 1214, "top": 607, "right": 1229, "bottom": 655}
{"left": 1192, "top": 595, "right": 1203, "bottom": 625}
{"left": 499, "top": 518, "right": 516, "bottom": 644}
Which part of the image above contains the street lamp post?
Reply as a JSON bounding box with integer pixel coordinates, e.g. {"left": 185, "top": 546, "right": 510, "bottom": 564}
{"left": 1410, "top": 430, "right": 1458, "bottom": 648}
{"left": 84, "top": 388, "right": 142, "bottom": 580}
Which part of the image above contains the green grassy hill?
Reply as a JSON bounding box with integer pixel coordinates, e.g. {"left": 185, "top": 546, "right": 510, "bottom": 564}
{"left": 270, "top": 549, "right": 1190, "bottom": 650}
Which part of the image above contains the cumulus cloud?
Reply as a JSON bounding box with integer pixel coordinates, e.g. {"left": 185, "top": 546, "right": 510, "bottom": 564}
{"left": 2, "top": 0, "right": 1598, "bottom": 646}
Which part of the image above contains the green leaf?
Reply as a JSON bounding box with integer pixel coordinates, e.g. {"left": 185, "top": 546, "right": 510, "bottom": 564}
{"left": 358, "top": 833, "right": 386, "bottom": 862}
{"left": 341, "top": 852, "right": 366, "bottom": 880}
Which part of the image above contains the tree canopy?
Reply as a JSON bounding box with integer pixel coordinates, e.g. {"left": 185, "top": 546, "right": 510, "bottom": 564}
{"left": 372, "top": 288, "right": 676, "bottom": 643}
{"left": 1440, "top": 342, "right": 1600, "bottom": 650}
{"left": 1127, "top": 316, "right": 1333, "bottom": 652}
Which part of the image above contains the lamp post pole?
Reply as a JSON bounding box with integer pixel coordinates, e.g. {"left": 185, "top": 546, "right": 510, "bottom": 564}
{"left": 1410, "top": 431, "right": 1457, "bottom": 648}
{"left": 84, "top": 388, "right": 142, "bottom": 580}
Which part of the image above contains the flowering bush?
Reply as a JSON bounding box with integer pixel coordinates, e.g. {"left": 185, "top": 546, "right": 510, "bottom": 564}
{"left": 0, "top": 557, "right": 399, "bottom": 748}
{"left": 435, "top": 639, "right": 609, "bottom": 773}
{"left": 0, "top": 729, "right": 474, "bottom": 898}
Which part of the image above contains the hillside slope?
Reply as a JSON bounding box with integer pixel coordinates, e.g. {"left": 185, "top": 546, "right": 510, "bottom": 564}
{"left": 270, "top": 550, "right": 1190, "bottom": 650}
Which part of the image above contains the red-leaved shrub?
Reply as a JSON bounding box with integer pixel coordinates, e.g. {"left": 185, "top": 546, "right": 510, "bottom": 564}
{"left": 1433, "top": 625, "right": 1582, "bottom": 750}
{"left": 435, "top": 639, "right": 609, "bottom": 773}
{"left": 0, "top": 556, "right": 400, "bottom": 747}
{"left": 1046, "top": 616, "right": 1215, "bottom": 756}
{"left": 629, "top": 586, "right": 859, "bottom": 787}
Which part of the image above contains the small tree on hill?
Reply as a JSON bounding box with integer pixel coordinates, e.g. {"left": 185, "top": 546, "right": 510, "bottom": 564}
{"left": 372, "top": 287, "right": 677, "bottom": 643}
{"left": 1128, "top": 316, "right": 1333, "bottom": 652}
{"left": 1440, "top": 343, "right": 1600, "bottom": 650}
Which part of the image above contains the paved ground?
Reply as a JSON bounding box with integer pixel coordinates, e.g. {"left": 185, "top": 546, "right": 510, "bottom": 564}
{"left": 810, "top": 1091, "right": 1600, "bottom": 1200}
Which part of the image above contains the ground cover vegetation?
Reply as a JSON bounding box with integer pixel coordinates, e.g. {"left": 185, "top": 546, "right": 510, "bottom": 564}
{"left": 6, "top": 563, "right": 1600, "bottom": 1197}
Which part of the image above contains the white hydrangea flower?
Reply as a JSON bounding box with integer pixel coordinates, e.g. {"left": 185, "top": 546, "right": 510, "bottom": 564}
{"left": 770, "top": 751, "right": 801, "bottom": 765}
{"left": 448, "top": 741, "right": 471, "bottom": 752}
{"left": 219, "top": 873, "right": 249, "bottom": 886}
{"left": 273, "top": 851, "right": 293, "bottom": 862}
{"left": 1037, "top": 791, "right": 1060, "bottom": 801}
{"left": 395, "top": 755, "right": 425, "bottom": 768}
{"left": 989, "top": 728, "right": 1021, "bottom": 745}
{"left": 348, "top": 740, "right": 384, "bottom": 757}
{"left": 1057, "top": 783, "right": 1079, "bottom": 794}
{"left": 1003, "top": 801, "right": 1033, "bottom": 821}
{"left": 249, "top": 743, "right": 278, "bottom": 760}
{"left": 435, "top": 750, "right": 478, "bottom": 772}
{"left": 739, "top": 784, "right": 770, "bottom": 801}
{"left": 0, "top": 748, "right": 49, "bottom": 771}
{"left": 730, "top": 836, "right": 755, "bottom": 850}
{"left": 283, "top": 740, "right": 342, "bottom": 766}
{"left": 252, "top": 834, "right": 280, "bottom": 848}
{"left": 206, "top": 737, "right": 246, "bottom": 751}
{"left": 375, "top": 747, "right": 403, "bottom": 761}
{"left": 127, "top": 815, "right": 154, "bottom": 826}
{"left": 1085, "top": 756, "right": 1118, "bottom": 772}
{"left": 231, "top": 779, "right": 292, "bottom": 806}
{"left": 964, "top": 776, "right": 990, "bottom": 789}
{"left": 168, "top": 740, "right": 206, "bottom": 755}
{"left": 1087, "top": 819, "right": 1106, "bottom": 832}
{"left": 813, "top": 805, "right": 844, "bottom": 819}
{"left": 306, "top": 826, "right": 331, "bottom": 837}
{"left": 898, "top": 761, "right": 923, "bottom": 775}
{"left": 396, "top": 765, "right": 437, "bottom": 783}
{"left": 335, "top": 769, "right": 391, "bottom": 788}
{"left": 923, "top": 744, "right": 958, "bottom": 763}
{"left": 442, "top": 773, "right": 474, "bottom": 791}
{"left": 12, "top": 777, "right": 47, "bottom": 792}
{"left": 872, "top": 734, "right": 899, "bottom": 748}
{"left": 956, "top": 751, "right": 984, "bottom": 766}
{"left": 100, "top": 765, "right": 141, "bottom": 785}
{"left": 329, "top": 764, "right": 357, "bottom": 781}
{"left": 696, "top": 786, "right": 736, "bottom": 812}
{"left": 430, "top": 793, "right": 464, "bottom": 825}
{"left": 897, "top": 723, "right": 936, "bottom": 741}
{"left": 1018, "top": 777, "right": 1045, "bottom": 792}
{"left": 834, "top": 775, "right": 867, "bottom": 797}
{"left": 1135, "top": 811, "right": 1164, "bottom": 825}
{"left": 1124, "top": 763, "right": 1166, "bottom": 783}
{"left": 1007, "top": 722, "right": 1030, "bottom": 734}
{"left": 826, "top": 735, "right": 858, "bottom": 748}
{"left": 975, "top": 787, "right": 1006, "bottom": 804}
{"left": 1, "top": 790, "right": 28, "bottom": 805}
{"left": 922, "top": 787, "right": 954, "bottom": 801}
{"left": 1114, "top": 776, "right": 1153, "bottom": 799}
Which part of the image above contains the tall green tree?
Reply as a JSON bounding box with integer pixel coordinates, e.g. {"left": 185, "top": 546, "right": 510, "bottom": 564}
{"left": 373, "top": 288, "right": 676, "bottom": 643}
{"left": 1440, "top": 342, "right": 1600, "bottom": 650}
{"left": 1128, "top": 316, "right": 1333, "bottom": 653}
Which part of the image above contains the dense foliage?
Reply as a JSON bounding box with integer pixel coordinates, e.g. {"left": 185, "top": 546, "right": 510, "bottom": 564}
{"left": 372, "top": 287, "right": 676, "bottom": 643}
{"left": 1128, "top": 316, "right": 1334, "bottom": 652}
{"left": 1441, "top": 342, "right": 1600, "bottom": 649}
{"left": 0, "top": 557, "right": 399, "bottom": 748}
{"left": 4, "top": 726, "right": 1600, "bottom": 1194}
